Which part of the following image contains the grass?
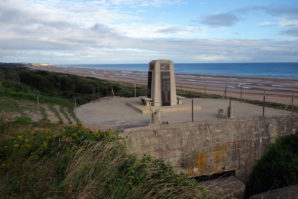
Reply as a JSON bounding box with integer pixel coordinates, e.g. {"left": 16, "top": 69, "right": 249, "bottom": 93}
{"left": 0, "top": 97, "right": 20, "bottom": 112}
{"left": 0, "top": 64, "right": 147, "bottom": 105}
{"left": 176, "top": 89, "right": 298, "bottom": 113}
{"left": 48, "top": 104, "right": 63, "bottom": 123}
{"left": 246, "top": 132, "right": 298, "bottom": 197}
{"left": 67, "top": 106, "right": 79, "bottom": 124}
{"left": 60, "top": 105, "right": 72, "bottom": 124}
{"left": 0, "top": 118, "right": 210, "bottom": 199}
{"left": 39, "top": 105, "right": 48, "bottom": 121}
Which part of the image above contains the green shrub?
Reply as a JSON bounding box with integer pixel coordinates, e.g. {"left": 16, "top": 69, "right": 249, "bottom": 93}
{"left": 0, "top": 121, "right": 208, "bottom": 199}
{"left": 246, "top": 132, "right": 298, "bottom": 197}
{"left": 0, "top": 64, "right": 147, "bottom": 106}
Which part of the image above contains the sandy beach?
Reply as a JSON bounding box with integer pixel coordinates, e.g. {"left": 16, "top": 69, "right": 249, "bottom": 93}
{"left": 27, "top": 64, "right": 298, "bottom": 106}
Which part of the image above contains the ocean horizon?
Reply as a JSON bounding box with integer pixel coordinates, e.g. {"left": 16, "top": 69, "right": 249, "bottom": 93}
{"left": 60, "top": 62, "right": 298, "bottom": 79}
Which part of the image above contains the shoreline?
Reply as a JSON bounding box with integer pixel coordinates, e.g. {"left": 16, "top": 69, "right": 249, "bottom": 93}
{"left": 27, "top": 64, "right": 298, "bottom": 106}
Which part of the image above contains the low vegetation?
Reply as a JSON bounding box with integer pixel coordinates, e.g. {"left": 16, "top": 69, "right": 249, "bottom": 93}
{"left": 0, "top": 64, "right": 210, "bottom": 198}
{"left": 0, "top": 118, "right": 209, "bottom": 199}
{"left": 0, "top": 63, "right": 146, "bottom": 105}
{"left": 246, "top": 132, "right": 298, "bottom": 197}
{"left": 177, "top": 89, "right": 298, "bottom": 113}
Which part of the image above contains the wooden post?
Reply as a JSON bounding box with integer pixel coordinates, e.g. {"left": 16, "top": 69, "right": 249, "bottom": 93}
{"left": 224, "top": 86, "right": 227, "bottom": 98}
{"left": 262, "top": 95, "right": 265, "bottom": 117}
{"left": 229, "top": 97, "right": 232, "bottom": 107}
{"left": 291, "top": 95, "right": 294, "bottom": 112}
{"left": 37, "top": 94, "right": 40, "bottom": 114}
{"left": 227, "top": 97, "right": 232, "bottom": 119}
{"left": 74, "top": 98, "right": 77, "bottom": 114}
{"left": 191, "top": 99, "right": 194, "bottom": 122}
{"left": 134, "top": 83, "right": 137, "bottom": 97}
{"left": 111, "top": 86, "right": 115, "bottom": 96}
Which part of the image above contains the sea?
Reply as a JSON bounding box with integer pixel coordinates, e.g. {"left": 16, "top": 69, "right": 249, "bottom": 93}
{"left": 60, "top": 63, "right": 298, "bottom": 79}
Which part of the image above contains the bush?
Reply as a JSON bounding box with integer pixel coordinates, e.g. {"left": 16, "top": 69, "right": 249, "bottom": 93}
{"left": 0, "top": 120, "right": 208, "bottom": 199}
{"left": 0, "top": 64, "right": 147, "bottom": 105}
{"left": 246, "top": 132, "right": 298, "bottom": 197}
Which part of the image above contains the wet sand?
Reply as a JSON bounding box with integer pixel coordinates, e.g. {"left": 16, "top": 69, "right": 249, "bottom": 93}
{"left": 27, "top": 64, "right": 298, "bottom": 106}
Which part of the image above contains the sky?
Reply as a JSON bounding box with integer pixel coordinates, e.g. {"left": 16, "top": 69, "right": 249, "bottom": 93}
{"left": 0, "top": 0, "right": 298, "bottom": 64}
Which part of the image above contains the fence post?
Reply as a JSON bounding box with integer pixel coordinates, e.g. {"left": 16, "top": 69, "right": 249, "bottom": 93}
{"left": 262, "top": 95, "right": 265, "bottom": 117}
{"left": 227, "top": 97, "right": 232, "bottom": 119}
{"left": 224, "top": 86, "right": 227, "bottom": 98}
{"left": 111, "top": 85, "right": 115, "bottom": 96}
{"left": 292, "top": 95, "right": 294, "bottom": 112}
{"left": 134, "top": 83, "right": 137, "bottom": 97}
{"left": 37, "top": 94, "right": 40, "bottom": 115}
{"left": 191, "top": 99, "right": 194, "bottom": 122}
{"left": 74, "top": 98, "right": 77, "bottom": 114}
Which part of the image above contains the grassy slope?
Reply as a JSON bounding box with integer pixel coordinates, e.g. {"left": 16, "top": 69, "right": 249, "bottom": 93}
{"left": 0, "top": 64, "right": 209, "bottom": 199}
{"left": 0, "top": 63, "right": 147, "bottom": 105}
{"left": 0, "top": 77, "right": 77, "bottom": 123}
{"left": 0, "top": 119, "right": 209, "bottom": 199}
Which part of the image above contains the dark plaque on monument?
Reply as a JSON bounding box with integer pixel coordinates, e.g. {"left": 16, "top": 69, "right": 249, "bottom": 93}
{"left": 147, "top": 71, "right": 152, "bottom": 98}
{"left": 161, "top": 71, "right": 171, "bottom": 106}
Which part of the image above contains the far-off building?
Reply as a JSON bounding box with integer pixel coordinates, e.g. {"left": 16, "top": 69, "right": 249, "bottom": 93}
{"left": 147, "top": 60, "right": 177, "bottom": 106}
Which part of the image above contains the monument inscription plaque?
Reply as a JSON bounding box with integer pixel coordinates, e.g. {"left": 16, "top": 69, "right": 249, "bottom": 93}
{"left": 161, "top": 71, "right": 171, "bottom": 106}
{"left": 147, "top": 71, "right": 152, "bottom": 98}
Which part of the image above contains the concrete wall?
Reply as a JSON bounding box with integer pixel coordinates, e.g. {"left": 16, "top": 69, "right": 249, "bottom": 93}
{"left": 121, "top": 115, "right": 298, "bottom": 182}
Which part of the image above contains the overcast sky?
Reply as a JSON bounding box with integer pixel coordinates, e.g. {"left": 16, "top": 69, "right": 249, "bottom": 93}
{"left": 0, "top": 0, "right": 298, "bottom": 64}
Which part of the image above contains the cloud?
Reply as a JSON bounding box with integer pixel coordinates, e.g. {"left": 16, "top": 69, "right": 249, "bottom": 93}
{"left": 156, "top": 27, "right": 187, "bottom": 34}
{"left": 200, "top": 6, "right": 298, "bottom": 27}
{"left": 0, "top": 0, "right": 298, "bottom": 63}
{"left": 256, "top": 21, "right": 275, "bottom": 27}
{"left": 278, "top": 18, "right": 298, "bottom": 27}
{"left": 200, "top": 13, "right": 239, "bottom": 27}
{"left": 264, "top": 7, "right": 298, "bottom": 17}
{"left": 94, "top": 0, "right": 183, "bottom": 7}
{"left": 232, "top": 6, "right": 298, "bottom": 17}
{"left": 281, "top": 28, "right": 298, "bottom": 37}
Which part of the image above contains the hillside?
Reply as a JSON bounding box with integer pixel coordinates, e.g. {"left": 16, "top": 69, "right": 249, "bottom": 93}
{"left": 0, "top": 64, "right": 210, "bottom": 199}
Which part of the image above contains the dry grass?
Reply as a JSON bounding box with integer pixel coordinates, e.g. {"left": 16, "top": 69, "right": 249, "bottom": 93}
{"left": 64, "top": 141, "right": 209, "bottom": 199}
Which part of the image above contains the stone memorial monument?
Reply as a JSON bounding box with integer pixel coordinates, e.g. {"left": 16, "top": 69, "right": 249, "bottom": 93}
{"left": 146, "top": 60, "right": 177, "bottom": 107}
{"left": 130, "top": 59, "right": 200, "bottom": 114}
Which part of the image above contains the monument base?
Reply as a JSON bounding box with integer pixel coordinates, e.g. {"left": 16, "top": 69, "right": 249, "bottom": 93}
{"left": 127, "top": 101, "right": 202, "bottom": 115}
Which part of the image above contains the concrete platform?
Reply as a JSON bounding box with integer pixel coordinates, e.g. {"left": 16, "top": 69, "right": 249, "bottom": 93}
{"left": 127, "top": 100, "right": 201, "bottom": 114}
{"left": 76, "top": 97, "right": 291, "bottom": 131}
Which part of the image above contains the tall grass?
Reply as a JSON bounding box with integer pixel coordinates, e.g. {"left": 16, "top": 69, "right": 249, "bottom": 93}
{"left": 0, "top": 119, "right": 209, "bottom": 199}
{"left": 64, "top": 142, "right": 208, "bottom": 199}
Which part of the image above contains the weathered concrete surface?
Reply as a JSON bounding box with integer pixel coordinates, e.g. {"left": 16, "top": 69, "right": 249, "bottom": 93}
{"left": 250, "top": 184, "right": 298, "bottom": 199}
{"left": 121, "top": 115, "right": 298, "bottom": 182}
{"left": 201, "top": 176, "right": 245, "bottom": 199}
